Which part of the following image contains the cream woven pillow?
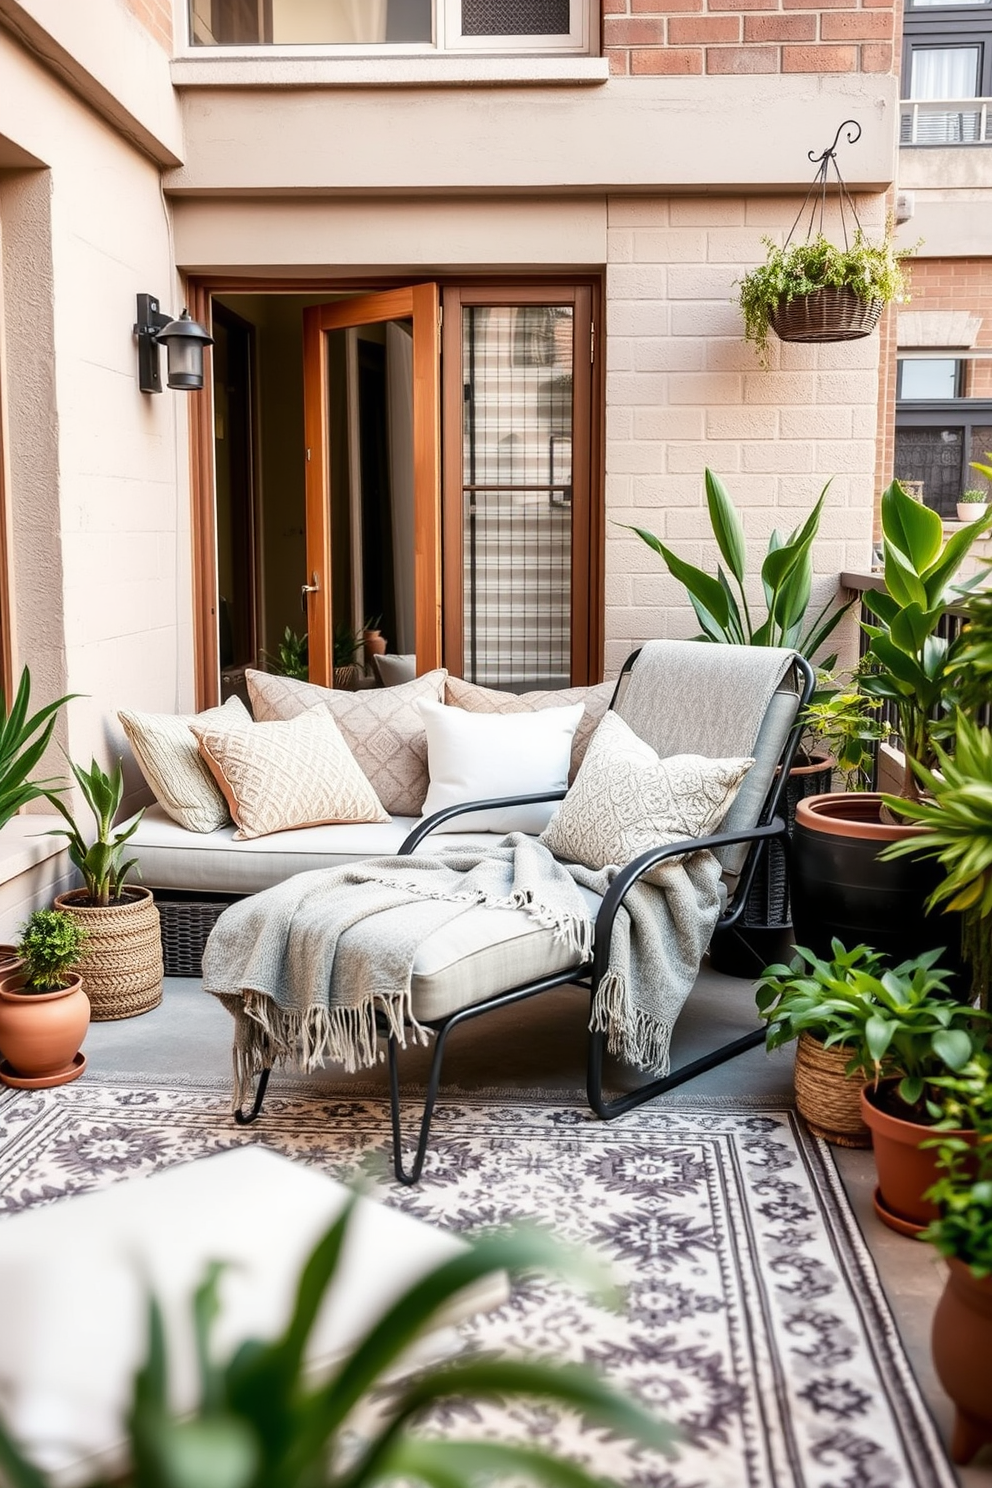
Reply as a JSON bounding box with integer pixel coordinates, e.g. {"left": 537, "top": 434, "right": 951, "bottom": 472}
{"left": 444, "top": 676, "right": 613, "bottom": 783}
{"left": 245, "top": 668, "right": 447, "bottom": 817}
{"left": 540, "top": 710, "right": 754, "bottom": 881}
{"left": 118, "top": 695, "right": 252, "bottom": 833}
{"left": 191, "top": 709, "right": 389, "bottom": 841}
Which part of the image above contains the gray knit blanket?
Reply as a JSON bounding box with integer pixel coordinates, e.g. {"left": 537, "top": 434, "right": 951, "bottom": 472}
{"left": 203, "top": 834, "right": 723, "bottom": 1105}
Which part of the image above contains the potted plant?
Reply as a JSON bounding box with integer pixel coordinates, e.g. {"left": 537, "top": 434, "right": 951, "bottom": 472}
{"left": 799, "top": 669, "right": 890, "bottom": 792}
{"left": 756, "top": 938, "right": 881, "bottom": 1147}
{"left": 0, "top": 907, "right": 89, "bottom": 1088}
{"left": 736, "top": 229, "right": 911, "bottom": 369}
{"left": 0, "top": 1204, "right": 673, "bottom": 1488}
{"left": 957, "top": 489, "right": 989, "bottom": 524}
{"left": 0, "top": 665, "right": 75, "bottom": 830}
{"left": 919, "top": 1058, "right": 992, "bottom": 1463}
{"left": 261, "top": 626, "right": 308, "bottom": 681}
{"left": 791, "top": 479, "right": 992, "bottom": 967}
{"left": 45, "top": 757, "right": 163, "bottom": 1022}
{"left": 332, "top": 621, "right": 364, "bottom": 690}
{"left": 362, "top": 613, "right": 387, "bottom": 659}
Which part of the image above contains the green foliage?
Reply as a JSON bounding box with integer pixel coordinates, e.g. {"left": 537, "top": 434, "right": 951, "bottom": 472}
{"left": 15, "top": 908, "right": 86, "bottom": 993}
{"left": 262, "top": 628, "right": 309, "bottom": 681}
{"left": 0, "top": 668, "right": 76, "bottom": 831}
{"left": 801, "top": 671, "right": 890, "bottom": 789}
{"left": 950, "top": 572, "right": 992, "bottom": 717}
{"left": 45, "top": 758, "right": 143, "bottom": 908}
{"left": 756, "top": 939, "right": 984, "bottom": 1118}
{"left": 332, "top": 623, "right": 364, "bottom": 669}
{"left": 921, "top": 1055, "right": 992, "bottom": 1275}
{"left": 736, "top": 230, "right": 912, "bottom": 368}
{"left": 879, "top": 711, "right": 992, "bottom": 1006}
{"left": 959, "top": 490, "right": 988, "bottom": 505}
{"left": 0, "top": 1204, "right": 675, "bottom": 1488}
{"left": 969, "top": 451, "right": 992, "bottom": 490}
{"left": 858, "top": 479, "right": 992, "bottom": 799}
{"left": 624, "top": 468, "right": 853, "bottom": 660}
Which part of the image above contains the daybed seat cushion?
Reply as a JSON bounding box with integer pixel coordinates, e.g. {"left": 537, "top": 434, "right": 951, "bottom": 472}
{"left": 126, "top": 804, "right": 511, "bottom": 898}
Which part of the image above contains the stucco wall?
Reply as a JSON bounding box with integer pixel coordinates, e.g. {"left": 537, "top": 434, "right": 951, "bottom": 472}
{"left": 0, "top": 28, "right": 187, "bottom": 817}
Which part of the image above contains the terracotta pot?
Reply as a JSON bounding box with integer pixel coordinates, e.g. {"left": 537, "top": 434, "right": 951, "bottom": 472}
{"left": 791, "top": 793, "right": 964, "bottom": 982}
{"left": 54, "top": 886, "right": 162, "bottom": 1022}
{"left": 932, "top": 1259, "right": 992, "bottom": 1464}
{"left": 860, "top": 1080, "right": 972, "bottom": 1234}
{"left": 0, "top": 971, "right": 90, "bottom": 1086}
{"left": 0, "top": 945, "right": 23, "bottom": 976}
{"left": 794, "top": 1032, "right": 870, "bottom": 1147}
{"left": 363, "top": 629, "right": 387, "bottom": 658}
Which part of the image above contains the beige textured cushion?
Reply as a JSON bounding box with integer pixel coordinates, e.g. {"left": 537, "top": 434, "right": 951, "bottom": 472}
{"left": 245, "top": 668, "right": 447, "bottom": 816}
{"left": 191, "top": 709, "right": 389, "bottom": 841}
{"left": 118, "top": 696, "right": 252, "bottom": 834}
{"left": 444, "top": 677, "right": 613, "bottom": 783}
{"left": 540, "top": 710, "right": 754, "bottom": 884}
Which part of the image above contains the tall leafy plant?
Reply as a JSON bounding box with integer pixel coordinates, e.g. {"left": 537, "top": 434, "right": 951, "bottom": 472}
{"left": 46, "top": 758, "right": 143, "bottom": 907}
{"left": 0, "top": 1205, "right": 675, "bottom": 1488}
{"left": 0, "top": 668, "right": 75, "bottom": 829}
{"left": 859, "top": 480, "right": 992, "bottom": 800}
{"left": 625, "top": 468, "right": 852, "bottom": 659}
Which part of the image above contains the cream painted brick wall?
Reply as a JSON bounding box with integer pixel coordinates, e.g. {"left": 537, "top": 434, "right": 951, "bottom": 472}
{"left": 603, "top": 192, "right": 880, "bottom": 678}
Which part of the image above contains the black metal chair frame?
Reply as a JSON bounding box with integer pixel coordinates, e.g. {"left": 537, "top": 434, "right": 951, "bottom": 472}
{"left": 236, "top": 652, "right": 815, "bottom": 1185}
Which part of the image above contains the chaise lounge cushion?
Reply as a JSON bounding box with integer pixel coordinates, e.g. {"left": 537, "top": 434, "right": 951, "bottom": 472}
{"left": 444, "top": 677, "right": 614, "bottom": 783}
{"left": 245, "top": 668, "right": 447, "bottom": 817}
{"left": 118, "top": 695, "right": 252, "bottom": 834}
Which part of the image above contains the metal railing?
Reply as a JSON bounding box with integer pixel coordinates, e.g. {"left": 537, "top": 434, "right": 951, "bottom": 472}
{"left": 900, "top": 97, "right": 992, "bottom": 145}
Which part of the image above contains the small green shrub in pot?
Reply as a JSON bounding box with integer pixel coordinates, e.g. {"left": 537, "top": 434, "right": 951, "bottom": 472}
{"left": 800, "top": 671, "right": 890, "bottom": 790}
{"left": 14, "top": 908, "right": 86, "bottom": 992}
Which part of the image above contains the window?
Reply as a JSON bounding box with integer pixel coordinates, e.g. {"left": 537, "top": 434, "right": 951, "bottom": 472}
{"left": 188, "top": 0, "right": 590, "bottom": 51}
{"left": 901, "top": 7, "right": 992, "bottom": 142}
{"left": 897, "top": 357, "right": 963, "bottom": 398}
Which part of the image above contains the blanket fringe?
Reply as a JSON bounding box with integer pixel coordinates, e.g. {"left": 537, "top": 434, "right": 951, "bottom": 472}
{"left": 590, "top": 971, "right": 674, "bottom": 1076}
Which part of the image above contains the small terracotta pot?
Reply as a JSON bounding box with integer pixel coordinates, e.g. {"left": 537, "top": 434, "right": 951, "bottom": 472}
{"left": 0, "top": 945, "right": 23, "bottom": 976}
{"left": 932, "top": 1259, "right": 992, "bottom": 1463}
{"left": 0, "top": 971, "right": 90, "bottom": 1086}
{"left": 363, "top": 629, "right": 387, "bottom": 658}
{"left": 794, "top": 1032, "right": 870, "bottom": 1147}
{"left": 861, "top": 1080, "right": 972, "bottom": 1234}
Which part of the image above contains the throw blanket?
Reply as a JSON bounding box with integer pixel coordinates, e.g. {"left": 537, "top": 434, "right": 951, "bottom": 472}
{"left": 203, "top": 834, "right": 723, "bottom": 1106}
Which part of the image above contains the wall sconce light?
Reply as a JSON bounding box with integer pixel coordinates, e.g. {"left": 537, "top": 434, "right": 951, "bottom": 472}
{"left": 134, "top": 293, "right": 214, "bottom": 394}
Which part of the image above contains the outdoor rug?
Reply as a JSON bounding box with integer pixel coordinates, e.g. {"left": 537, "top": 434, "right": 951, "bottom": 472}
{"left": 0, "top": 1082, "right": 955, "bottom": 1488}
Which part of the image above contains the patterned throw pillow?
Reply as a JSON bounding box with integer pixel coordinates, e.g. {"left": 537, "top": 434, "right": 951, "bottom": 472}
{"left": 245, "top": 668, "right": 447, "bottom": 817}
{"left": 191, "top": 709, "right": 389, "bottom": 840}
{"left": 540, "top": 710, "right": 754, "bottom": 882}
{"left": 444, "top": 677, "right": 614, "bottom": 783}
{"left": 118, "top": 695, "right": 252, "bottom": 833}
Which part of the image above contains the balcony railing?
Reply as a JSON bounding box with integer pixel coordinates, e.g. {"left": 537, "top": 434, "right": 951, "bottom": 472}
{"left": 900, "top": 97, "right": 992, "bottom": 145}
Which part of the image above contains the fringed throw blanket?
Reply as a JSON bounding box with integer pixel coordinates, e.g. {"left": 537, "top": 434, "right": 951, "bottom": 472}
{"left": 203, "top": 833, "right": 723, "bottom": 1106}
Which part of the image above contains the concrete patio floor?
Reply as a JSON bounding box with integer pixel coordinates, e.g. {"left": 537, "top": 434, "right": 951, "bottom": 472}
{"left": 81, "top": 962, "right": 992, "bottom": 1486}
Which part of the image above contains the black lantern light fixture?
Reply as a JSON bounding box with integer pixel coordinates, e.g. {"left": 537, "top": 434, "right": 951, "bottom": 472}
{"left": 134, "top": 293, "right": 214, "bottom": 394}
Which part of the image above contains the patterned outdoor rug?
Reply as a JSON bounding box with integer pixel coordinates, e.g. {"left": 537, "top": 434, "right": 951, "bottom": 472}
{"left": 0, "top": 1082, "right": 954, "bottom": 1488}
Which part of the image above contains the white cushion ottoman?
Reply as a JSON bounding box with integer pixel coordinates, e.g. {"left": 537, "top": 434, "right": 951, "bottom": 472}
{"left": 0, "top": 1147, "right": 507, "bottom": 1485}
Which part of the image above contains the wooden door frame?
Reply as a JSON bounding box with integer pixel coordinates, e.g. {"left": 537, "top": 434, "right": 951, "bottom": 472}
{"left": 441, "top": 280, "right": 603, "bottom": 685}
{"left": 185, "top": 272, "right": 603, "bottom": 708}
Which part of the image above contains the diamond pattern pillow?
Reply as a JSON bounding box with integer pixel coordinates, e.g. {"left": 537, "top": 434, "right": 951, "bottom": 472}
{"left": 540, "top": 710, "right": 754, "bottom": 882}
{"left": 245, "top": 668, "right": 447, "bottom": 817}
{"left": 444, "top": 677, "right": 613, "bottom": 783}
{"left": 191, "top": 709, "right": 389, "bottom": 841}
{"left": 118, "top": 695, "right": 252, "bottom": 833}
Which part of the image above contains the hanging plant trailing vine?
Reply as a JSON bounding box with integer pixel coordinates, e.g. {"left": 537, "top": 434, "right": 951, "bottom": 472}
{"left": 735, "top": 121, "right": 915, "bottom": 368}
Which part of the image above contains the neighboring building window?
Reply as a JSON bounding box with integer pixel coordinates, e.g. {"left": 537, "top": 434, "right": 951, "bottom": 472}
{"left": 895, "top": 355, "right": 992, "bottom": 519}
{"left": 188, "top": 0, "right": 590, "bottom": 50}
{"left": 897, "top": 357, "right": 963, "bottom": 398}
{"left": 901, "top": 5, "right": 992, "bottom": 142}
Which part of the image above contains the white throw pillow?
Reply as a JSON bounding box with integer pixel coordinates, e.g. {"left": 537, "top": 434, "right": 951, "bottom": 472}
{"left": 118, "top": 695, "right": 252, "bottom": 833}
{"left": 417, "top": 698, "right": 585, "bottom": 834}
{"left": 540, "top": 710, "right": 754, "bottom": 882}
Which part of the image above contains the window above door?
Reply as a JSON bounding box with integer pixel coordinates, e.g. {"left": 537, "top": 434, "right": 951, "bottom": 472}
{"left": 187, "top": 0, "right": 594, "bottom": 53}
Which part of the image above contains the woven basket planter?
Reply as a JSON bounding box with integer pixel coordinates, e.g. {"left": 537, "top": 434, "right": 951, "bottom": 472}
{"left": 794, "top": 1031, "right": 870, "bottom": 1147}
{"left": 54, "top": 886, "right": 163, "bottom": 1022}
{"left": 769, "top": 287, "right": 883, "bottom": 345}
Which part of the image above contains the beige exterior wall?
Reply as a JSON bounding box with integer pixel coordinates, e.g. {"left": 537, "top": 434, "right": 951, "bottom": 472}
{"left": 0, "top": 23, "right": 188, "bottom": 818}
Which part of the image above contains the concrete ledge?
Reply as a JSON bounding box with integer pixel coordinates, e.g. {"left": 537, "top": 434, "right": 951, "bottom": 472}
{"left": 171, "top": 54, "right": 609, "bottom": 88}
{"left": 0, "top": 815, "right": 74, "bottom": 941}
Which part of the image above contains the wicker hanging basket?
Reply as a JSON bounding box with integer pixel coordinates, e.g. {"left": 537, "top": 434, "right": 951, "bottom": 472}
{"left": 770, "top": 286, "right": 883, "bottom": 345}
{"left": 54, "top": 885, "right": 163, "bottom": 1021}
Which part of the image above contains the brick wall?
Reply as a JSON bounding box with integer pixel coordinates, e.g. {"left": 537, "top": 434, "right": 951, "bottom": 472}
{"left": 121, "top": 0, "right": 174, "bottom": 52}
{"left": 603, "top": 194, "right": 881, "bottom": 674}
{"left": 904, "top": 259, "right": 992, "bottom": 399}
{"left": 603, "top": 0, "right": 898, "bottom": 76}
